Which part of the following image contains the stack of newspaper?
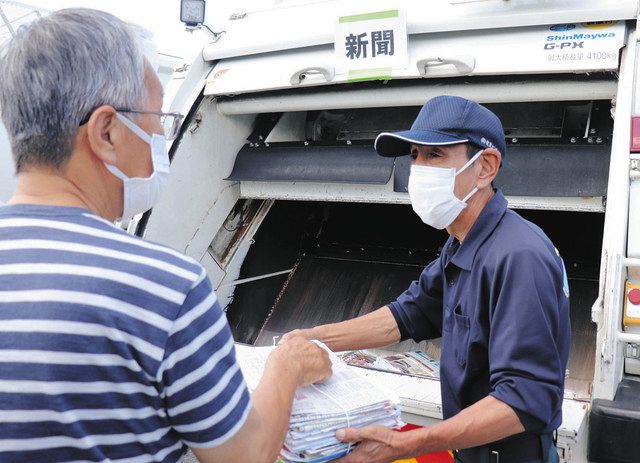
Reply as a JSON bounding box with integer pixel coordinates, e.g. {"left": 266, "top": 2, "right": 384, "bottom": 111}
{"left": 235, "top": 342, "right": 403, "bottom": 463}
{"left": 339, "top": 349, "right": 440, "bottom": 379}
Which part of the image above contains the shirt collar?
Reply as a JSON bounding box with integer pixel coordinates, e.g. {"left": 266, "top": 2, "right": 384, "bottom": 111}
{"left": 449, "top": 189, "right": 508, "bottom": 271}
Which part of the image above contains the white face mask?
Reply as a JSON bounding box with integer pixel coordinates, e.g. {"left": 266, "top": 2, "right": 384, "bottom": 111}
{"left": 407, "top": 150, "right": 482, "bottom": 230}
{"left": 105, "top": 113, "right": 170, "bottom": 222}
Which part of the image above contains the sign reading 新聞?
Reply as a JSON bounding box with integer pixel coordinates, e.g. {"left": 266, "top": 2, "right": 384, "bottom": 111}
{"left": 334, "top": 9, "right": 408, "bottom": 81}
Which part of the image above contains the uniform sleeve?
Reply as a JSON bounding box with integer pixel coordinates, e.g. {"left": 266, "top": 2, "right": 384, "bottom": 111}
{"left": 388, "top": 258, "right": 445, "bottom": 342}
{"left": 488, "top": 247, "right": 569, "bottom": 432}
{"left": 159, "top": 269, "right": 252, "bottom": 448}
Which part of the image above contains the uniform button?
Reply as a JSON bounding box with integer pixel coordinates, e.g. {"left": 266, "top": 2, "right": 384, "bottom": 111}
{"left": 628, "top": 288, "right": 640, "bottom": 305}
{"left": 448, "top": 280, "right": 455, "bottom": 287}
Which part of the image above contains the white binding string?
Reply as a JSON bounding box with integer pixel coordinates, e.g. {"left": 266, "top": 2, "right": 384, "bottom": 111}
{"left": 309, "top": 383, "right": 352, "bottom": 454}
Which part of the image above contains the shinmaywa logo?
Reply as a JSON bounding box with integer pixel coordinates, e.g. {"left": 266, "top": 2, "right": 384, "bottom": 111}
{"left": 550, "top": 24, "right": 575, "bottom": 32}
{"left": 546, "top": 32, "right": 615, "bottom": 41}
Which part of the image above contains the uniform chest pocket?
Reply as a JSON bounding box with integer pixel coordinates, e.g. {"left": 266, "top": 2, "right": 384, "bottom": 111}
{"left": 452, "top": 306, "right": 471, "bottom": 367}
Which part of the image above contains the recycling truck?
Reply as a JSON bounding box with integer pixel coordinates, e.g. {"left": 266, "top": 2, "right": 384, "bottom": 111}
{"left": 140, "top": 1, "right": 640, "bottom": 461}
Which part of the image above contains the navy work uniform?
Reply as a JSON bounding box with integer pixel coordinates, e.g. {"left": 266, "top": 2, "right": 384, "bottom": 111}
{"left": 389, "top": 190, "right": 571, "bottom": 463}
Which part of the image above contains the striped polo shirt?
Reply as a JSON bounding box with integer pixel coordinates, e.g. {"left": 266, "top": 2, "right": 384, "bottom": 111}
{"left": 0, "top": 204, "right": 251, "bottom": 462}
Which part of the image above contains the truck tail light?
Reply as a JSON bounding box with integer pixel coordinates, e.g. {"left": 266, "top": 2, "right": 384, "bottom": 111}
{"left": 631, "top": 117, "right": 640, "bottom": 152}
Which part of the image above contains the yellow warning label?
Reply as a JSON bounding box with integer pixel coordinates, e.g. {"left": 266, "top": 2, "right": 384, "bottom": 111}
{"left": 624, "top": 281, "right": 640, "bottom": 326}
{"left": 581, "top": 21, "right": 618, "bottom": 30}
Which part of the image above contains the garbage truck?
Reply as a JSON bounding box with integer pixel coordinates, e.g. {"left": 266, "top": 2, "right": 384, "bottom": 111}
{"left": 141, "top": 1, "right": 640, "bottom": 461}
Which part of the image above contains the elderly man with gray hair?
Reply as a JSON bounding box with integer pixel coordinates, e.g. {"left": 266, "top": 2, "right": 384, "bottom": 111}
{"left": 0, "top": 8, "right": 331, "bottom": 463}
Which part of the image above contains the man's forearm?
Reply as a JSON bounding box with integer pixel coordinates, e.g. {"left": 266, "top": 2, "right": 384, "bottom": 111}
{"left": 403, "top": 396, "right": 525, "bottom": 456}
{"left": 249, "top": 350, "right": 301, "bottom": 461}
{"left": 193, "top": 340, "right": 330, "bottom": 463}
{"left": 312, "top": 306, "right": 401, "bottom": 352}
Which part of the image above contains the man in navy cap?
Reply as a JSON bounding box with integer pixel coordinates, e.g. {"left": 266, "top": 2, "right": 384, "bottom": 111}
{"left": 283, "top": 96, "right": 570, "bottom": 463}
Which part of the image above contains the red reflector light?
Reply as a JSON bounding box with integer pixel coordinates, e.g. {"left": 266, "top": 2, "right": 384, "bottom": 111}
{"left": 628, "top": 288, "right": 640, "bottom": 305}
{"left": 632, "top": 117, "right": 640, "bottom": 152}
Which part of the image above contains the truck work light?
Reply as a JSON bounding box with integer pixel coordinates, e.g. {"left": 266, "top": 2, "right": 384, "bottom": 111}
{"left": 180, "top": 0, "right": 205, "bottom": 27}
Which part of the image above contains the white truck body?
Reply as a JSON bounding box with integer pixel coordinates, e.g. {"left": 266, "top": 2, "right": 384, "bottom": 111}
{"left": 148, "top": 1, "right": 640, "bottom": 461}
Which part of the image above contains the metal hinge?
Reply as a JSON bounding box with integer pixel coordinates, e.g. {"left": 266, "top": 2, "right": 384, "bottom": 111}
{"left": 188, "top": 112, "right": 203, "bottom": 134}
{"left": 631, "top": 159, "right": 640, "bottom": 180}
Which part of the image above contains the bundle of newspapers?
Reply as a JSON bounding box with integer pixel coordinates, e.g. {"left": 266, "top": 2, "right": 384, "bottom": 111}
{"left": 235, "top": 342, "right": 403, "bottom": 463}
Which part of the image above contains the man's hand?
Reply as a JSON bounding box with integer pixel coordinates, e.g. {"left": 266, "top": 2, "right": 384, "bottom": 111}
{"left": 333, "top": 426, "right": 414, "bottom": 463}
{"left": 271, "top": 336, "right": 332, "bottom": 386}
{"left": 193, "top": 338, "right": 331, "bottom": 463}
{"left": 279, "top": 327, "right": 317, "bottom": 344}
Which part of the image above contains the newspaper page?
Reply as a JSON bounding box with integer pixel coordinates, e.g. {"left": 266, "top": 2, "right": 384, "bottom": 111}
{"left": 339, "top": 349, "right": 440, "bottom": 379}
{"left": 234, "top": 343, "right": 399, "bottom": 415}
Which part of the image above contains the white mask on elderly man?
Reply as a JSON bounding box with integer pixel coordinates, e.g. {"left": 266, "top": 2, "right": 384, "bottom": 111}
{"left": 407, "top": 150, "right": 483, "bottom": 230}
{"left": 104, "top": 113, "right": 170, "bottom": 222}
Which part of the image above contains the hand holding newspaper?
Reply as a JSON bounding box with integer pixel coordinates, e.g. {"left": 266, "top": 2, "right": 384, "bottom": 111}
{"left": 235, "top": 341, "right": 403, "bottom": 463}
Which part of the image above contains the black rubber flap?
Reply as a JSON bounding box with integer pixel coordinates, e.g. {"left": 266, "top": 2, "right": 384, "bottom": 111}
{"left": 394, "top": 144, "right": 610, "bottom": 197}
{"left": 589, "top": 378, "right": 640, "bottom": 463}
{"left": 226, "top": 144, "right": 394, "bottom": 184}
{"left": 394, "top": 155, "right": 411, "bottom": 193}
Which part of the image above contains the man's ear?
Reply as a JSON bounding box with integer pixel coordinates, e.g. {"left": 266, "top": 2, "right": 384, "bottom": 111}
{"left": 476, "top": 148, "right": 501, "bottom": 188}
{"left": 86, "top": 106, "right": 120, "bottom": 166}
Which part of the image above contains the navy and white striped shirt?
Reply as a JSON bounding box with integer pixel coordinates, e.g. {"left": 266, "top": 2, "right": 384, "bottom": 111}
{"left": 0, "top": 204, "right": 251, "bottom": 462}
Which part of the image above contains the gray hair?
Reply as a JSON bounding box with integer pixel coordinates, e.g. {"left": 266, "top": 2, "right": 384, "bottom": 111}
{"left": 0, "top": 8, "right": 148, "bottom": 173}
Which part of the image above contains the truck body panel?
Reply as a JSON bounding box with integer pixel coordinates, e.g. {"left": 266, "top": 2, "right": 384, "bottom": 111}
{"left": 151, "top": 3, "right": 640, "bottom": 460}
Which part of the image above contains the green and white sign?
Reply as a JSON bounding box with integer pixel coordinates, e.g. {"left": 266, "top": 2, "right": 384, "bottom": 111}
{"left": 334, "top": 9, "right": 408, "bottom": 81}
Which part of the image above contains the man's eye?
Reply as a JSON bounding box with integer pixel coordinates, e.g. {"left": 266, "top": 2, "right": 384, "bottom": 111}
{"left": 410, "top": 153, "right": 418, "bottom": 160}
{"left": 427, "top": 151, "right": 441, "bottom": 158}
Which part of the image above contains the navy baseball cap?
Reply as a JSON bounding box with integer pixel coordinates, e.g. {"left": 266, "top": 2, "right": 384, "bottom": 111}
{"left": 374, "top": 96, "right": 506, "bottom": 158}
